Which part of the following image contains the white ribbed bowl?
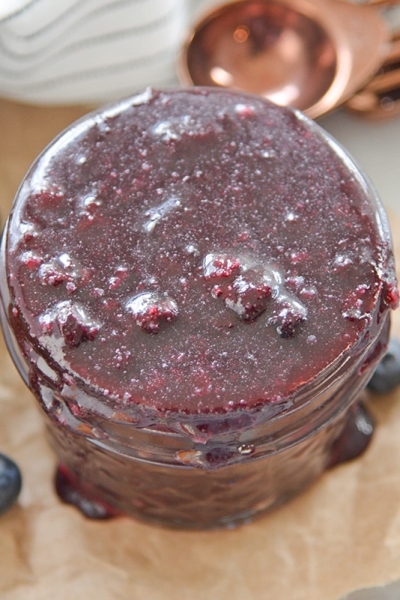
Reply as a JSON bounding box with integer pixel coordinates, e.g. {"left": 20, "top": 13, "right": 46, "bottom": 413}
{"left": 0, "top": 0, "right": 187, "bottom": 105}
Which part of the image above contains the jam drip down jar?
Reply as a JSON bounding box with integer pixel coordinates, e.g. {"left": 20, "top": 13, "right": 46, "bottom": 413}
{"left": 0, "top": 88, "right": 398, "bottom": 529}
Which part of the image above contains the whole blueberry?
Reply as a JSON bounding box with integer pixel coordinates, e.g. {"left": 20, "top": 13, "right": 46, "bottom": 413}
{"left": 368, "top": 337, "right": 400, "bottom": 394}
{"left": 0, "top": 453, "right": 22, "bottom": 515}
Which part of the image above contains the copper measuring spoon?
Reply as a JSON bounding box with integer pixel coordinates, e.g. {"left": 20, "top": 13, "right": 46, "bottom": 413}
{"left": 178, "top": 0, "right": 398, "bottom": 119}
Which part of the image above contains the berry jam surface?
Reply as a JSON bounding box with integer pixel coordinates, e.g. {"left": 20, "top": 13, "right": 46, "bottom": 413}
{"left": 5, "top": 88, "right": 398, "bottom": 419}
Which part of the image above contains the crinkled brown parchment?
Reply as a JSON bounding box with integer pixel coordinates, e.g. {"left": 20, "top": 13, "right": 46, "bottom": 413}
{"left": 1, "top": 97, "right": 400, "bottom": 600}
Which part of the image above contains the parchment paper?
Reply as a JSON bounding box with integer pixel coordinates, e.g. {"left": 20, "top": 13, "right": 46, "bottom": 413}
{"left": 1, "top": 97, "right": 400, "bottom": 600}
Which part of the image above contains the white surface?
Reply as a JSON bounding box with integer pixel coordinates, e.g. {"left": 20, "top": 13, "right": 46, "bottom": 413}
{"left": 320, "top": 109, "right": 400, "bottom": 215}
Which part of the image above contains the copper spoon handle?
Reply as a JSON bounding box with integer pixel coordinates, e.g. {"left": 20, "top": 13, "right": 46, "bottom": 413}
{"left": 365, "top": 0, "right": 400, "bottom": 7}
{"left": 345, "top": 30, "right": 400, "bottom": 118}
{"left": 364, "top": 0, "right": 400, "bottom": 6}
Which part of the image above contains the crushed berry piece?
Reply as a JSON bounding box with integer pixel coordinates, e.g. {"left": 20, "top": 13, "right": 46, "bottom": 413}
{"left": 38, "top": 253, "right": 90, "bottom": 288}
{"left": 203, "top": 253, "right": 241, "bottom": 279}
{"left": 225, "top": 273, "right": 273, "bottom": 321}
{"left": 39, "top": 301, "right": 101, "bottom": 348}
{"left": 276, "top": 303, "right": 307, "bottom": 338}
{"left": 126, "top": 291, "right": 178, "bottom": 334}
{"left": 383, "top": 282, "right": 400, "bottom": 310}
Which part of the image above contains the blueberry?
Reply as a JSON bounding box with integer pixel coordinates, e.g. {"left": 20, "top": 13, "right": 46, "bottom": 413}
{"left": 368, "top": 337, "right": 400, "bottom": 394}
{"left": 0, "top": 453, "right": 22, "bottom": 515}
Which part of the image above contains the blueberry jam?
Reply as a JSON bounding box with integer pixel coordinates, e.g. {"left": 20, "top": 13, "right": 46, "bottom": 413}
{"left": 1, "top": 88, "right": 397, "bottom": 528}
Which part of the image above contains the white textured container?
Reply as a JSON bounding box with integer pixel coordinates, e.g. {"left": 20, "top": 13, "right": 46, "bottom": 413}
{"left": 0, "top": 0, "right": 187, "bottom": 105}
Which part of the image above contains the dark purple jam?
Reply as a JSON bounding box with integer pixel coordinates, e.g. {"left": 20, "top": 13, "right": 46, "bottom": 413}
{"left": 2, "top": 88, "right": 398, "bottom": 528}
{"left": 5, "top": 89, "right": 397, "bottom": 421}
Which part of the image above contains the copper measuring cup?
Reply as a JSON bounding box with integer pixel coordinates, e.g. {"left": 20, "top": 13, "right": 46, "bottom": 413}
{"left": 178, "top": 0, "right": 399, "bottom": 119}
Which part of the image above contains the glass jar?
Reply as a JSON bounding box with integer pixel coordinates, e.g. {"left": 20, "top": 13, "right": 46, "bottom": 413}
{"left": 0, "top": 88, "right": 397, "bottom": 529}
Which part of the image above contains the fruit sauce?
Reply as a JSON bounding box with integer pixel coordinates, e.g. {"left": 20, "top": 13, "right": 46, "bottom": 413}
{"left": 1, "top": 88, "right": 397, "bottom": 528}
